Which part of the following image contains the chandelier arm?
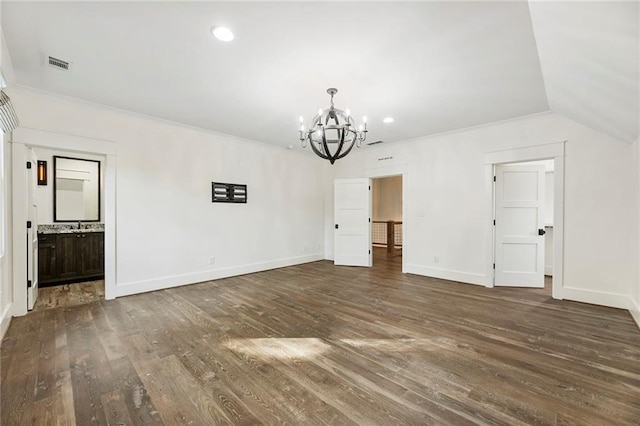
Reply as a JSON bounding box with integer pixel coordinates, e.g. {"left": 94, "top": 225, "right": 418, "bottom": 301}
{"left": 320, "top": 129, "right": 337, "bottom": 164}
{"left": 333, "top": 125, "right": 348, "bottom": 161}
{"left": 309, "top": 137, "right": 329, "bottom": 160}
{"left": 336, "top": 131, "right": 357, "bottom": 160}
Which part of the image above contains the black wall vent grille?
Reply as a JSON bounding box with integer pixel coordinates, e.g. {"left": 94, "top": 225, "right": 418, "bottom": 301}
{"left": 48, "top": 56, "right": 70, "bottom": 71}
{"left": 212, "top": 182, "right": 247, "bottom": 203}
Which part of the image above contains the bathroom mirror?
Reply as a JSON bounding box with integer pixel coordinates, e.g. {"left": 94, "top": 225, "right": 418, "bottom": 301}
{"left": 53, "top": 156, "right": 101, "bottom": 222}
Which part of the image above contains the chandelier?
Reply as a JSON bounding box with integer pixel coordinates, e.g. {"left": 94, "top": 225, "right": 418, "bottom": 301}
{"left": 298, "top": 88, "right": 368, "bottom": 164}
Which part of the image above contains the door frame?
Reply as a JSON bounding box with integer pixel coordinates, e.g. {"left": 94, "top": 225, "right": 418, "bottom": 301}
{"left": 366, "top": 164, "right": 408, "bottom": 273}
{"left": 26, "top": 147, "right": 39, "bottom": 309}
{"left": 485, "top": 142, "right": 565, "bottom": 299}
{"left": 11, "top": 127, "right": 117, "bottom": 316}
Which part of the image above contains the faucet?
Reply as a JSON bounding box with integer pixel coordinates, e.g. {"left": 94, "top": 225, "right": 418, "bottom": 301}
{"left": 77, "top": 220, "right": 82, "bottom": 230}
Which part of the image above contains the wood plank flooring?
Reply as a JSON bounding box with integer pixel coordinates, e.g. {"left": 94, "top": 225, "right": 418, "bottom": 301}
{"left": 2, "top": 249, "right": 639, "bottom": 425}
{"left": 34, "top": 280, "right": 105, "bottom": 311}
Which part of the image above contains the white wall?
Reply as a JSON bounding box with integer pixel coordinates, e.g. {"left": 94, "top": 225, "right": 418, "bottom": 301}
{"left": 631, "top": 4, "right": 640, "bottom": 328}
{"left": 32, "top": 147, "right": 104, "bottom": 224}
{"left": 372, "top": 176, "right": 402, "bottom": 221}
{"left": 9, "top": 87, "right": 330, "bottom": 298}
{"left": 0, "top": 8, "right": 15, "bottom": 338}
{"left": 331, "top": 113, "right": 637, "bottom": 309}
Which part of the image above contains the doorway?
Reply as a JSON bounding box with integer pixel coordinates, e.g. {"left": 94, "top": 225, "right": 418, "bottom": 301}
{"left": 485, "top": 142, "right": 565, "bottom": 300}
{"left": 371, "top": 175, "right": 403, "bottom": 267}
{"left": 31, "top": 148, "right": 106, "bottom": 310}
{"left": 333, "top": 168, "right": 408, "bottom": 273}
{"left": 11, "top": 128, "right": 116, "bottom": 316}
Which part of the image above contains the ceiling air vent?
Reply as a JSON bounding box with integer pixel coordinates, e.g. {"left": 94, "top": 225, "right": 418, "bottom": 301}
{"left": 48, "top": 56, "right": 70, "bottom": 71}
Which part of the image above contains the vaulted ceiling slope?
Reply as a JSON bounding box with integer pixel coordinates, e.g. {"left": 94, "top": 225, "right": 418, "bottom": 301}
{"left": 1, "top": 1, "right": 637, "bottom": 147}
{"left": 529, "top": 1, "right": 638, "bottom": 143}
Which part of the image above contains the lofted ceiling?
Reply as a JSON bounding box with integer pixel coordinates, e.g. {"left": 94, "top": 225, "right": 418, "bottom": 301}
{"left": 1, "top": 1, "right": 638, "bottom": 148}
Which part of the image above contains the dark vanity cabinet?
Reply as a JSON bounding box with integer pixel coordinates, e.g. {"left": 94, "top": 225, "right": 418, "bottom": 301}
{"left": 37, "top": 234, "right": 58, "bottom": 282}
{"left": 38, "top": 232, "right": 104, "bottom": 285}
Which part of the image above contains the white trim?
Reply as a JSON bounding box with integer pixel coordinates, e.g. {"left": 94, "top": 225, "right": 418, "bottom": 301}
{"left": 366, "top": 164, "right": 407, "bottom": 179}
{"left": 484, "top": 164, "right": 495, "bottom": 288}
{"left": 115, "top": 254, "right": 324, "bottom": 298}
{"left": 12, "top": 127, "right": 116, "bottom": 156}
{"left": 11, "top": 142, "right": 27, "bottom": 315}
{"left": 552, "top": 156, "right": 565, "bottom": 300}
{"left": 104, "top": 154, "right": 117, "bottom": 300}
{"left": 629, "top": 297, "right": 640, "bottom": 330}
{"left": 485, "top": 141, "right": 565, "bottom": 165}
{"left": 485, "top": 142, "right": 565, "bottom": 300}
{"left": 544, "top": 267, "right": 553, "bottom": 276}
{"left": 0, "top": 303, "right": 12, "bottom": 341}
{"left": 10, "top": 127, "right": 117, "bottom": 315}
{"left": 405, "top": 264, "right": 490, "bottom": 286}
{"left": 560, "top": 287, "right": 630, "bottom": 311}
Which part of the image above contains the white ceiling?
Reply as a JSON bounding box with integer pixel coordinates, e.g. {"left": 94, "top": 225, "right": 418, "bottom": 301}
{"left": 1, "top": 1, "right": 637, "bottom": 147}
{"left": 529, "top": 1, "right": 638, "bottom": 143}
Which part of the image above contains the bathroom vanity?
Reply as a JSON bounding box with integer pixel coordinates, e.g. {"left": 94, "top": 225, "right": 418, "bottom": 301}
{"left": 38, "top": 225, "right": 104, "bottom": 286}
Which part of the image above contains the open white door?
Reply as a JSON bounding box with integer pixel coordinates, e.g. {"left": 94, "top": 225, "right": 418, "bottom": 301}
{"left": 26, "top": 149, "right": 39, "bottom": 310}
{"left": 494, "top": 164, "right": 545, "bottom": 287}
{"left": 334, "top": 178, "right": 371, "bottom": 267}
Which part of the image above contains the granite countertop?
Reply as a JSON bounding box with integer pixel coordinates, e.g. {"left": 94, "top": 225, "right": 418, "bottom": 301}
{"left": 38, "top": 223, "right": 105, "bottom": 234}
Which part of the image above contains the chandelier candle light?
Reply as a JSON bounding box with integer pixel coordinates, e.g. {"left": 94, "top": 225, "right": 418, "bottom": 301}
{"left": 298, "top": 88, "right": 368, "bottom": 164}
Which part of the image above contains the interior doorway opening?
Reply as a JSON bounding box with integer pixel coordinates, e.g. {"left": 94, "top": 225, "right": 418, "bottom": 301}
{"left": 371, "top": 175, "right": 403, "bottom": 266}
{"left": 485, "top": 141, "right": 565, "bottom": 300}
{"left": 29, "top": 147, "right": 106, "bottom": 311}
{"left": 12, "top": 127, "right": 116, "bottom": 317}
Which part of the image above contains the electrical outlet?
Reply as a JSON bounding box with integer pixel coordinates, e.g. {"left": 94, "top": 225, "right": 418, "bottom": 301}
{"left": 433, "top": 256, "right": 439, "bottom": 264}
{"left": 209, "top": 256, "right": 216, "bottom": 265}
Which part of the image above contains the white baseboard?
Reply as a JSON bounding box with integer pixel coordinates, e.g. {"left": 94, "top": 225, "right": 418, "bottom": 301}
{"left": 545, "top": 266, "right": 553, "bottom": 276}
{"left": 0, "top": 303, "right": 12, "bottom": 342}
{"left": 324, "top": 251, "right": 334, "bottom": 261}
{"left": 115, "top": 254, "right": 324, "bottom": 298}
{"left": 560, "top": 287, "right": 630, "bottom": 310}
{"left": 629, "top": 297, "right": 640, "bottom": 330}
{"left": 405, "top": 264, "right": 489, "bottom": 286}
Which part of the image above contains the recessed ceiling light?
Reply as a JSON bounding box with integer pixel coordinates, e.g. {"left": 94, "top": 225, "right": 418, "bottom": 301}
{"left": 211, "top": 26, "right": 234, "bottom": 42}
{"left": 383, "top": 117, "right": 394, "bottom": 123}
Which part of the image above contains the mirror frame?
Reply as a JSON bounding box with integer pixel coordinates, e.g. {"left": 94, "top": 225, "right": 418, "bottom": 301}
{"left": 53, "top": 155, "right": 101, "bottom": 222}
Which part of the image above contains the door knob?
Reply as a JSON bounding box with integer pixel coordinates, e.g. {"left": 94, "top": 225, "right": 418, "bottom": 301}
{"left": 538, "top": 229, "right": 545, "bottom": 236}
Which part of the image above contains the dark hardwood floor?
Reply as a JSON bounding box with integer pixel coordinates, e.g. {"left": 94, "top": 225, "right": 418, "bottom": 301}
{"left": 34, "top": 280, "right": 105, "bottom": 311}
{"left": 2, "top": 249, "right": 639, "bottom": 425}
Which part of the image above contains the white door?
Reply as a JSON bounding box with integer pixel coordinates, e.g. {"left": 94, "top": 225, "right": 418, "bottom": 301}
{"left": 26, "top": 150, "right": 39, "bottom": 310}
{"left": 334, "top": 178, "right": 371, "bottom": 267}
{"left": 494, "top": 164, "right": 545, "bottom": 287}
